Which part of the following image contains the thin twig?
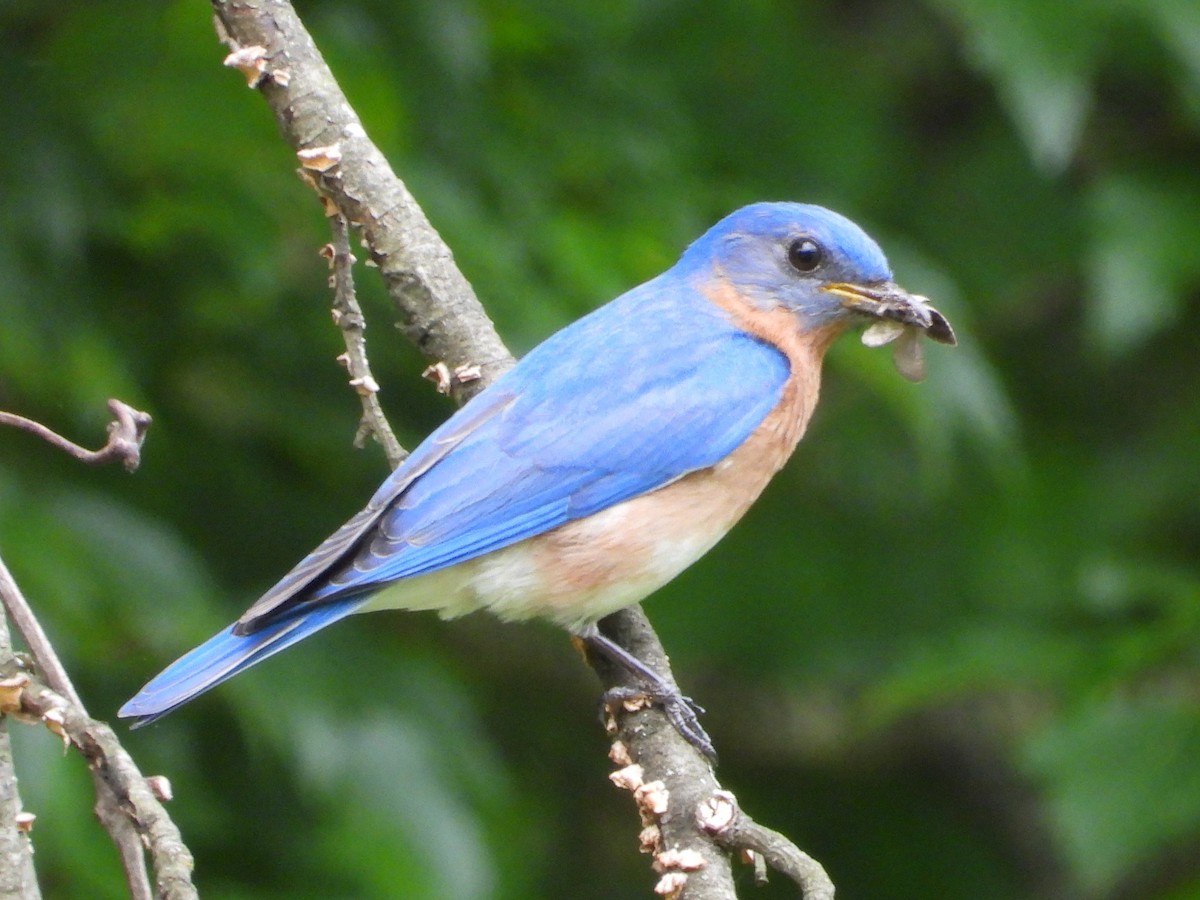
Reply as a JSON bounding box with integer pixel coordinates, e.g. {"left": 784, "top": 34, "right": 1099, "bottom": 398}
{"left": 322, "top": 213, "right": 407, "bottom": 467}
{"left": 93, "top": 787, "right": 155, "bottom": 900}
{"left": 0, "top": 555, "right": 83, "bottom": 710}
{"left": 699, "top": 789, "right": 836, "bottom": 899}
{"left": 0, "top": 555, "right": 165, "bottom": 900}
{"left": 0, "top": 399, "right": 151, "bottom": 473}
{"left": 731, "top": 821, "right": 834, "bottom": 899}
{"left": 0, "top": 653, "right": 197, "bottom": 900}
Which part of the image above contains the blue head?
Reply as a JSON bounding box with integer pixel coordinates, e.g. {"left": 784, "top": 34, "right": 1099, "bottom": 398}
{"left": 678, "top": 202, "right": 951, "bottom": 339}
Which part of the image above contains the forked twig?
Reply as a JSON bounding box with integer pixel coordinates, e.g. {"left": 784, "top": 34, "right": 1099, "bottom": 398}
{"left": 0, "top": 554, "right": 196, "bottom": 899}
{"left": 699, "top": 790, "right": 836, "bottom": 899}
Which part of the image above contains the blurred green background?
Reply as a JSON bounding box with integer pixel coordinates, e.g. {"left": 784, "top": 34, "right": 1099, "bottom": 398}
{"left": 2, "top": 0, "right": 1199, "bottom": 897}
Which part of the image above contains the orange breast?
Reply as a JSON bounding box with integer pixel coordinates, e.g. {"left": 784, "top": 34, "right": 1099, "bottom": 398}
{"left": 464, "top": 278, "right": 845, "bottom": 630}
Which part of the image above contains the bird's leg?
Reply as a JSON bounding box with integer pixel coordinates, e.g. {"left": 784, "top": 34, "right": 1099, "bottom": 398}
{"left": 574, "top": 622, "right": 717, "bottom": 762}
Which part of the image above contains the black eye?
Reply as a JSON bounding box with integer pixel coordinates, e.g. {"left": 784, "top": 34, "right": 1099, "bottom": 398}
{"left": 787, "top": 237, "right": 823, "bottom": 273}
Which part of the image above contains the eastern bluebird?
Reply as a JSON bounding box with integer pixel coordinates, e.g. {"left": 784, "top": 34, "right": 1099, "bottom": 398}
{"left": 120, "top": 203, "right": 955, "bottom": 753}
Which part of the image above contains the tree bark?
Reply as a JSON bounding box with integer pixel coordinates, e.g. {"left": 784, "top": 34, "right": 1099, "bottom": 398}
{"left": 0, "top": 613, "right": 39, "bottom": 900}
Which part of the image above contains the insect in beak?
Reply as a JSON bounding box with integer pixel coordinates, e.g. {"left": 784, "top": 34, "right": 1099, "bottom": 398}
{"left": 821, "top": 281, "right": 957, "bottom": 382}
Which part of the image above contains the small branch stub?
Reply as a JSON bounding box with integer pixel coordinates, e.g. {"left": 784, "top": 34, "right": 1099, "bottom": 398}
{"left": 695, "top": 790, "right": 738, "bottom": 834}
{"left": 297, "top": 144, "right": 342, "bottom": 174}
{"left": 0, "top": 671, "right": 30, "bottom": 715}
{"left": 421, "top": 362, "right": 482, "bottom": 396}
{"left": 654, "top": 871, "right": 687, "bottom": 898}
{"left": 145, "top": 776, "right": 174, "bottom": 803}
{"left": 222, "top": 44, "right": 269, "bottom": 87}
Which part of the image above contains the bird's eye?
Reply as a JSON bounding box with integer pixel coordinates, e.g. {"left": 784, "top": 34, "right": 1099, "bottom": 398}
{"left": 787, "top": 237, "right": 823, "bottom": 273}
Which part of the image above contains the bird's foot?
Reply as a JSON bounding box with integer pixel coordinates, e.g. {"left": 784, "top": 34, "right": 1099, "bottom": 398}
{"left": 602, "top": 684, "right": 717, "bottom": 763}
{"left": 575, "top": 621, "right": 716, "bottom": 762}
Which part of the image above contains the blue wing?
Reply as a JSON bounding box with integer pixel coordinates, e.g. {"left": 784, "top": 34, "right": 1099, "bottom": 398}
{"left": 120, "top": 273, "right": 789, "bottom": 724}
{"left": 304, "top": 274, "right": 790, "bottom": 601}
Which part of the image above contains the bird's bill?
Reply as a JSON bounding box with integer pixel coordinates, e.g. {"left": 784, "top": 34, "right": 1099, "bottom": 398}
{"left": 821, "top": 281, "right": 957, "bottom": 346}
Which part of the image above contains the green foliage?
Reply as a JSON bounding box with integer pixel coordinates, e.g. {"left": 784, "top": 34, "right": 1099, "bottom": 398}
{"left": 1025, "top": 697, "right": 1200, "bottom": 894}
{"left": 2, "top": 0, "right": 1199, "bottom": 896}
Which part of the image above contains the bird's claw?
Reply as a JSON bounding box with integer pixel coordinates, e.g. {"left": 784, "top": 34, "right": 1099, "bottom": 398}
{"left": 602, "top": 685, "right": 718, "bottom": 763}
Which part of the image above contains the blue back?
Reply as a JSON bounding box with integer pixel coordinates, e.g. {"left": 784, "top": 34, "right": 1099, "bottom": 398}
{"left": 314, "top": 273, "right": 789, "bottom": 598}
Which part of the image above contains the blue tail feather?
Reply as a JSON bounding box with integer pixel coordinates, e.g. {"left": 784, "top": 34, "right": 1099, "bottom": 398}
{"left": 119, "top": 598, "right": 366, "bottom": 727}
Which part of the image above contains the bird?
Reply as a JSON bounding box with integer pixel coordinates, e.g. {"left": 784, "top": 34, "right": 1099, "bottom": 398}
{"left": 120, "top": 202, "right": 955, "bottom": 754}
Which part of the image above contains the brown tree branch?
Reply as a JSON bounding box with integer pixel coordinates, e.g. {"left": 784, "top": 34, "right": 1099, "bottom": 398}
{"left": 0, "top": 400, "right": 151, "bottom": 474}
{"left": 0, "top": 555, "right": 197, "bottom": 900}
{"left": 698, "top": 790, "right": 835, "bottom": 899}
{"left": 598, "top": 610, "right": 835, "bottom": 898}
{"left": 212, "top": 0, "right": 513, "bottom": 402}
{"left": 209, "top": 2, "right": 830, "bottom": 896}
{"left": 596, "top": 610, "right": 736, "bottom": 896}
{"left": 1, "top": 547, "right": 155, "bottom": 897}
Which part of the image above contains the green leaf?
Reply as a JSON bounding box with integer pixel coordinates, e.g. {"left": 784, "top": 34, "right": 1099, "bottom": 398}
{"left": 1023, "top": 697, "right": 1200, "bottom": 893}
{"left": 930, "top": 0, "right": 1104, "bottom": 172}
{"left": 1085, "top": 173, "right": 1200, "bottom": 355}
